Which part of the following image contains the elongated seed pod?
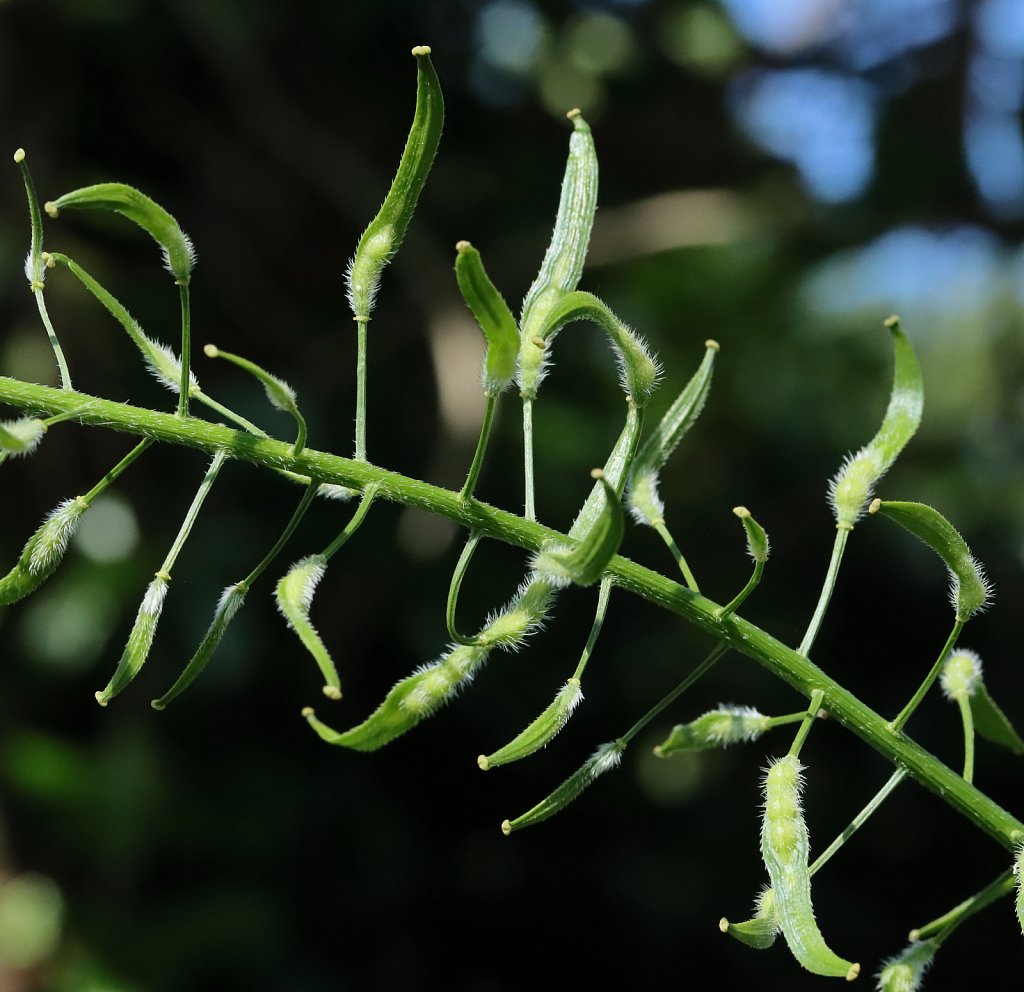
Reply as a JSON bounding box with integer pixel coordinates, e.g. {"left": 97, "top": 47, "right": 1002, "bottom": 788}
{"left": 719, "top": 887, "right": 780, "bottom": 950}
{"left": 628, "top": 340, "right": 718, "bottom": 526}
{"left": 454, "top": 241, "right": 519, "bottom": 395}
{"left": 760, "top": 755, "right": 859, "bottom": 980}
{"left": 533, "top": 470, "right": 623, "bottom": 587}
{"left": 654, "top": 705, "right": 767, "bottom": 757}
{"left": 940, "top": 648, "right": 982, "bottom": 700}
{"left": 0, "top": 417, "right": 46, "bottom": 457}
{"left": 828, "top": 317, "right": 923, "bottom": 528}
{"left": 518, "top": 110, "right": 599, "bottom": 399}
{"left": 1015, "top": 843, "right": 1024, "bottom": 935}
{"left": 275, "top": 554, "right": 341, "bottom": 699}
{"left": 502, "top": 739, "right": 625, "bottom": 835}
{"left": 734, "top": 506, "right": 770, "bottom": 563}
{"left": 95, "top": 574, "right": 169, "bottom": 706}
{"left": 15, "top": 148, "right": 45, "bottom": 289}
{"left": 0, "top": 498, "right": 87, "bottom": 606}
{"left": 876, "top": 938, "right": 938, "bottom": 992}
{"left": 869, "top": 499, "right": 991, "bottom": 621}
{"left": 346, "top": 46, "right": 443, "bottom": 320}
{"left": 479, "top": 678, "right": 583, "bottom": 770}
{"left": 45, "top": 183, "right": 195, "bottom": 284}
{"left": 973, "top": 681, "right": 1024, "bottom": 754}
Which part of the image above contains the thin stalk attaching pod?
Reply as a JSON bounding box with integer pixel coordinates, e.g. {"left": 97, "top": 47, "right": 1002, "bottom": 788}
{"left": 718, "top": 505, "right": 770, "bottom": 619}
{"left": 151, "top": 481, "right": 319, "bottom": 710}
{"left": 653, "top": 705, "right": 806, "bottom": 757}
{"left": 720, "top": 888, "right": 780, "bottom": 950}
{"left": 95, "top": 449, "right": 227, "bottom": 706}
{"left": 14, "top": 150, "right": 72, "bottom": 390}
{"left": 876, "top": 939, "right": 938, "bottom": 992}
{"left": 478, "top": 575, "right": 612, "bottom": 770}
{"left": 44, "top": 181, "right": 197, "bottom": 413}
{"left": 446, "top": 531, "right": 485, "bottom": 646}
{"left": 204, "top": 345, "right": 307, "bottom": 456}
{"left": 276, "top": 485, "right": 379, "bottom": 700}
{"left": 909, "top": 869, "right": 1016, "bottom": 943}
{"left": 888, "top": 619, "right": 964, "bottom": 735}
{"left": 940, "top": 648, "right": 983, "bottom": 783}
{"left": 828, "top": 316, "right": 923, "bottom": 530}
{"left": 759, "top": 754, "right": 860, "bottom": 981}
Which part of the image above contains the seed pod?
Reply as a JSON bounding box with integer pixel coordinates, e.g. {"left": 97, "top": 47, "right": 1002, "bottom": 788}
{"left": 275, "top": 554, "right": 341, "bottom": 700}
{"left": 869, "top": 499, "right": 991, "bottom": 621}
{"left": 15, "top": 148, "right": 45, "bottom": 290}
{"left": 760, "top": 755, "right": 860, "bottom": 980}
{"left": 454, "top": 241, "right": 519, "bottom": 395}
{"left": 518, "top": 110, "right": 599, "bottom": 400}
{"left": 972, "top": 681, "right": 1024, "bottom": 754}
{"left": 628, "top": 340, "right": 718, "bottom": 526}
{"left": 502, "top": 739, "right": 626, "bottom": 835}
{"left": 95, "top": 574, "right": 169, "bottom": 706}
{"left": 940, "top": 648, "right": 982, "bottom": 701}
{"left": 734, "top": 506, "right": 770, "bottom": 563}
{"left": 0, "top": 418, "right": 46, "bottom": 457}
{"left": 829, "top": 317, "right": 923, "bottom": 528}
{"left": 45, "top": 183, "right": 195, "bottom": 285}
{"left": 0, "top": 498, "right": 87, "bottom": 606}
{"left": 346, "top": 46, "right": 443, "bottom": 320}
{"left": 533, "top": 470, "right": 623, "bottom": 587}
{"left": 719, "top": 888, "right": 780, "bottom": 950}
{"left": 654, "top": 705, "right": 767, "bottom": 757}
{"left": 151, "top": 583, "right": 247, "bottom": 710}
{"left": 876, "top": 938, "right": 938, "bottom": 992}
{"left": 479, "top": 678, "right": 583, "bottom": 770}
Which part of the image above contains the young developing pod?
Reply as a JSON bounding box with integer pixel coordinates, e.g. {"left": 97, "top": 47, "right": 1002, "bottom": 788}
{"left": 478, "top": 678, "right": 583, "bottom": 770}
{"left": 760, "top": 755, "right": 860, "bottom": 980}
{"left": 628, "top": 340, "right": 718, "bottom": 526}
{"left": 829, "top": 317, "right": 923, "bottom": 529}
{"left": 0, "top": 498, "right": 88, "bottom": 606}
{"left": 95, "top": 574, "right": 169, "bottom": 706}
{"left": 735, "top": 506, "right": 770, "bottom": 564}
{"left": 14, "top": 147, "right": 45, "bottom": 290}
{"left": 518, "top": 110, "right": 599, "bottom": 400}
{"left": 719, "top": 887, "right": 780, "bottom": 950}
{"left": 275, "top": 555, "right": 341, "bottom": 700}
{"left": 876, "top": 938, "right": 938, "bottom": 992}
{"left": 940, "top": 648, "right": 983, "bottom": 701}
{"left": 654, "top": 705, "right": 767, "bottom": 757}
{"left": 533, "top": 470, "right": 624, "bottom": 587}
{"left": 0, "top": 418, "right": 46, "bottom": 458}
{"left": 501, "top": 739, "right": 626, "bottom": 835}
{"left": 346, "top": 46, "right": 444, "bottom": 320}
{"left": 869, "top": 500, "right": 991, "bottom": 622}
{"left": 454, "top": 241, "right": 519, "bottom": 396}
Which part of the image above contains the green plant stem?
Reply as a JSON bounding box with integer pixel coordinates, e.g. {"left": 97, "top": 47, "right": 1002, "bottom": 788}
{"left": 321, "top": 483, "right": 378, "bottom": 561}
{"left": 798, "top": 525, "right": 849, "bottom": 656}
{"left": 809, "top": 768, "right": 906, "bottom": 877}
{"left": 80, "top": 437, "right": 154, "bottom": 504}
{"left": 523, "top": 397, "right": 536, "bottom": 521}
{"left": 958, "top": 695, "right": 976, "bottom": 784}
{"left": 652, "top": 518, "right": 700, "bottom": 593}
{"left": 787, "top": 689, "right": 824, "bottom": 758}
{"left": 177, "top": 283, "right": 191, "bottom": 417}
{"left": 159, "top": 450, "right": 227, "bottom": 576}
{"left": 460, "top": 394, "right": 497, "bottom": 502}
{"left": 240, "top": 481, "right": 319, "bottom": 589}
{"left": 761, "top": 711, "right": 809, "bottom": 731}
{"left": 355, "top": 318, "right": 368, "bottom": 461}
{"left": 446, "top": 531, "right": 484, "bottom": 646}
{"left": 34, "top": 290, "right": 72, "bottom": 391}
{"left": 718, "top": 559, "right": 763, "bottom": 618}
{"left": 620, "top": 642, "right": 728, "bottom": 745}
{"left": 3, "top": 377, "right": 1022, "bottom": 851}
{"left": 571, "top": 576, "right": 613, "bottom": 680}
{"left": 889, "top": 620, "right": 965, "bottom": 734}
{"left": 910, "top": 869, "right": 1016, "bottom": 943}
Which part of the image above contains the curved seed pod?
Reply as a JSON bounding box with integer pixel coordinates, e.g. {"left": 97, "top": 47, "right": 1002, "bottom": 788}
{"left": 1015, "top": 844, "right": 1024, "bottom": 934}
{"left": 531, "top": 290, "right": 661, "bottom": 406}
{"left": 876, "top": 938, "right": 938, "bottom": 992}
{"left": 973, "top": 681, "right": 1024, "bottom": 754}
{"left": 479, "top": 678, "right": 583, "bottom": 770}
{"left": 940, "top": 648, "right": 982, "bottom": 701}
{"left": 95, "top": 574, "right": 169, "bottom": 706}
{"left": 533, "top": 470, "right": 623, "bottom": 587}
{"left": 518, "top": 110, "right": 599, "bottom": 399}
{"left": 869, "top": 500, "right": 991, "bottom": 621}
{"left": 0, "top": 418, "right": 46, "bottom": 457}
{"left": 275, "top": 554, "right": 340, "bottom": 700}
{"left": 501, "top": 739, "right": 626, "bottom": 835}
{"left": 346, "top": 46, "right": 443, "bottom": 320}
{"left": 719, "top": 888, "right": 780, "bottom": 950}
{"left": 735, "top": 506, "right": 770, "bottom": 563}
{"left": 45, "top": 183, "right": 195, "bottom": 285}
{"left": 304, "top": 574, "right": 557, "bottom": 751}
{"left": 151, "top": 583, "right": 247, "bottom": 710}
{"left": 454, "top": 241, "right": 519, "bottom": 395}
{"left": 760, "top": 755, "right": 860, "bottom": 980}
{"left": 0, "top": 498, "right": 88, "bottom": 606}
{"left": 828, "top": 316, "right": 923, "bottom": 529}
{"left": 628, "top": 340, "right": 718, "bottom": 526}
{"left": 654, "top": 705, "right": 767, "bottom": 757}
{"left": 14, "top": 148, "right": 45, "bottom": 290}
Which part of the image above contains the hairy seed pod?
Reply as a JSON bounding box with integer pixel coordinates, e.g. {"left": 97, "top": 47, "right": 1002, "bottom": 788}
{"left": 654, "top": 705, "right": 767, "bottom": 757}
{"left": 479, "top": 678, "right": 583, "bottom": 770}
{"left": 454, "top": 241, "right": 519, "bottom": 395}
{"left": 0, "top": 498, "right": 87, "bottom": 606}
{"left": 870, "top": 499, "right": 991, "bottom": 621}
{"left": 45, "top": 183, "right": 195, "bottom": 284}
{"left": 828, "top": 316, "right": 923, "bottom": 528}
{"left": 876, "top": 938, "right": 938, "bottom": 992}
{"left": 719, "top": 887, "right": 780, "bottom": 950}
{"left": 346, "top": 46, "right": 443, "bottom": 320}
{"left": 940, "top": 648, "right": 983, "bottom": 700}
{"left": 502, "top": 739, "right": 626, "bottom": 835}
{"left": 0, "top": 417, "right": 46, "bottom": 457}
{"left": 275, "top": 554, "right": 341, "bottom": 700}
{"left": 734, "top": 506, "right": 770, "bottom": 563}
{"left": 760, "top": 755, "right": 860, "bottom": 980}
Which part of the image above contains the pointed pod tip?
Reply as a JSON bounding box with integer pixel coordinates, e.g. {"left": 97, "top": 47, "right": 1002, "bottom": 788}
{"left": 477, "top": 754, "right": 490, "bottom": 771}
{"left": 652, "top": 745, "right": 665, "bottom": 757}
{"left": 845, "top": 963, "right": 860, "bottom": 982}
{"left": 94, "top": 691, "right": 109, "bottom": 708}
{"left": 411, "top": 44, "right": 432, "bottom": 56}
{"left": 203, "top": 344, "right": 219, "bottom": 358}
{"left": 566, "top": 107, "right": 582, "bottom": 119}
{"left": 718, "top": 917, "right": 730, "bottom": 933}
{"left": 301, "top": 706, "right": 315, "bottom": 718}
{"left": 732, "top": 505, "right": 750, "bottom": 519}
{"left": 150, "top": 699, "right": 166, "bottom": 711}
{"left": 883, "top": 314, "right": 900, "bottom": 328}
{"left": 455, "top": 239, "right": 472, "bottom": 253}
{"left": 590, "top": 467, "right": 605, "bottom": 480}
{"left": 43, "top": 201, "right": 58, "bottom": 218}
{"left": 13, "top": 148, "right": 25, "bottom": 163}
{"left": 322, "top": 685, "right": 342, "bottom": 700}
{"left": 500, "top": 819, "right": 512, "bottom": 836}
{"left": 868, "top": 497, "right": 882, "bottom": 514}
{"left": 705, "top": 338, "right": 720, "bottom": 351}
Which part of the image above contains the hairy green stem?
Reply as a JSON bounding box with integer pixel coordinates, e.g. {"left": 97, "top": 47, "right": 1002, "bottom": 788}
{"left": 446, "top": 530, "right": 484, "bottom": 646}
{"left": 787, "top": 689, "right": 824, "bottom": 758}
{"left": 34, "top": 291, "right": 72, "bottom": 391}
{"left": 355, "top": 318, "right": 368, "bottom": 461}
{"left": 958, "top": 695, "right": 976, "bottom": 785}
{"left": 798, "top": 526, "right": 848, "bottom": 657}
{"left": 571, "top": 575, "right": 613, "bottom": 680}
{"left": 523, "top": 397, "right": 536, "bottom": 521}
{"left": 889, "top": 620, "right": 964, "bottom": 734}
{"left": 176, "top": 283, "right": 191, "bottom": 417}
{"left": 652, "top": 518, "right": 700, "bottom": 593}
{"left": 460, "top": 394, "right": 497, "bottom": 502}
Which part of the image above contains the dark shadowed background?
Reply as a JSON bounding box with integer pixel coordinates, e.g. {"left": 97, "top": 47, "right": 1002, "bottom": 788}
{"left": 1, "top": 1, "right": 1024, "bottom": 989}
